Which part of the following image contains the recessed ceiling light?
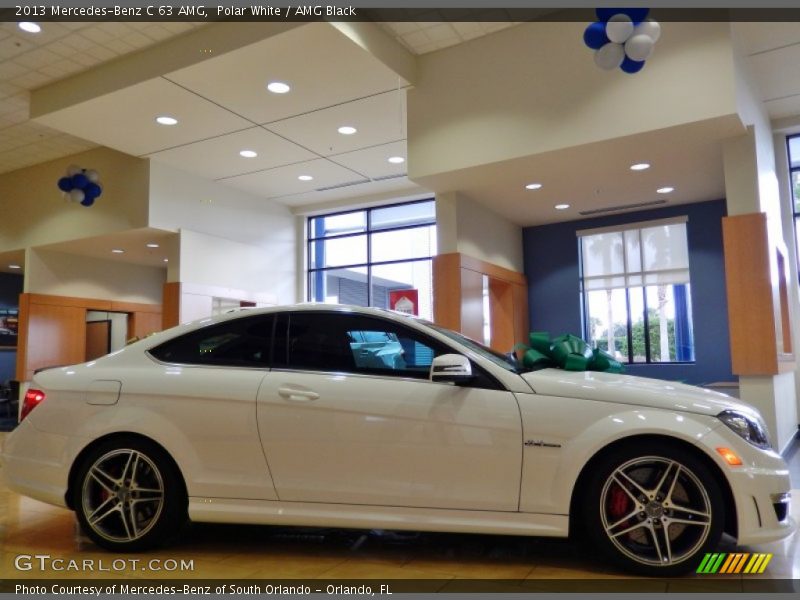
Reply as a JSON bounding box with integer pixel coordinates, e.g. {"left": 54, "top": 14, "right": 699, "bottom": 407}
{"left": 525, "top": 183, "right": 543, "bottom": 190}
{"left": 155, "top": 116, "right": 178, "bottom": 126}
{"left": 267, "top": 81, "right": 291, "bottom": 94}
{"left": 387, "top": 156, "right": 405, "bottom": 164}
{"left": 338, "top": 126, "right": 357, "bottom": 135}
{"left": 8, "top": 264, "right": 21, "bottom": 269}
{"left": 146, "top": 243, "right": 160, "bottom": 248}
{"left": 239, "top": 150, "right": 258, "bottom": 158}
{"left": 657, "top": 186, "right": 675, "bottom": 194}
{"left": 18, "top": 22, "right": 41, "bottom": 33}
{"left": 298, "top": 175, "right": 313, "bottom": 181}
{"left": 630, "top": 163, "right": 651, "bottom": 171}
{"left": 555, "top": 204, "right": 570, "bottom": 210}
{"left": 111, "top": 249, "right": 125, "bottom": 254}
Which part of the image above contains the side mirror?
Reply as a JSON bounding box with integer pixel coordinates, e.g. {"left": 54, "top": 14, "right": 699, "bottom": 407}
{"left": 430, "top": 354, "right": 474, "bottom": 383}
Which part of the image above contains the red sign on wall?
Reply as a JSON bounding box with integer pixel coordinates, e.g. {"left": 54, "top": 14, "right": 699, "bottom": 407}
{"left": 389, "top": 289, "right": 419, "bottom": 316}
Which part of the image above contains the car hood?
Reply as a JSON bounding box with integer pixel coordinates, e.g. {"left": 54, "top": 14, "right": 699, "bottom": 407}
{"left": 521, "top": 369, "right": 755, "bottom": 418}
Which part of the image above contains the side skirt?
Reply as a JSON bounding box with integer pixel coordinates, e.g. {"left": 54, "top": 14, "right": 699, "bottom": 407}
{"left": 189, "top": 497, "right": 569, "bottom": 537}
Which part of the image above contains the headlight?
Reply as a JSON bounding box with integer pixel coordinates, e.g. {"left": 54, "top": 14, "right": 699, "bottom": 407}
{"left": 717, "top": 410, "right": 772, "bottom": 449}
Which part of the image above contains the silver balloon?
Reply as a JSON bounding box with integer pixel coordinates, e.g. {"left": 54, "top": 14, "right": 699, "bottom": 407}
{"left": 594, "top": 43, "right": 625, "bottom": 71}
{"left": 86, "top": 169, "right": 100, "bottom": 183}
{"left": 625, "top": 34, "right": 655, "bottom": 62}
{"left": 69, "top": 188, "right": 85, "bottom": 203}
{"left": 634, "top": 19, "right": 661, "bottom": 43}
{"left": 606, "top": 14, "right": 634, "bottom": 44}
{"left": 66, "top": 164, "right": 81, "bottom": 177}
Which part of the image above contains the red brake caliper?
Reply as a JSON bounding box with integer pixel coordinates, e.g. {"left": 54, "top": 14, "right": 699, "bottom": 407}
{"left": 609, "top": 484, "right": 632, "bottom": 519}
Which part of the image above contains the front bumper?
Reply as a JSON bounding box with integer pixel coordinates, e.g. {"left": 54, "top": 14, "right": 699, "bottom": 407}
{"left": 699, "top": 424, "right": 795, "bottom": 546}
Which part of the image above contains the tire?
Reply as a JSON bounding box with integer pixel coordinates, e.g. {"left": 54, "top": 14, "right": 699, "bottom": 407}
{"left": 582, "top": 440, "right": 725, "bottom": 576}
{"left": 72, "top": 437, "right": 187, "bottom": 552}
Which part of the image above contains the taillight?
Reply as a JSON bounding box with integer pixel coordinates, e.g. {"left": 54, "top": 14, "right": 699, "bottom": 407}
{"left": 21, "top": 389, "right": 45, "bottom": 421}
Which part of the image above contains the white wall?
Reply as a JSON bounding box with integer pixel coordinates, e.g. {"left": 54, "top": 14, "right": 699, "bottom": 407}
{"left": 148, "top": 162, "right": 296, "bottom": 305}
{"left": 25, "top": 248, "right": 165, "bottom": 305}
{"left": 178, "top": 229, "right": 293, "bottom": 305}
{"left": 437, "top": 192, "right": 524, "bottom": 273}
{"left": 409, "top": 22, "right": 737, "bottom": 180}
{"left": 0, "top": 147, "right": 149, "bottom": 253}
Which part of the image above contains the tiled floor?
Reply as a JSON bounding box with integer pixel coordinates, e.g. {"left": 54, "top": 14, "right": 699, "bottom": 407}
{"left": 1, "top": 432, "right": 798, "bottom": 591}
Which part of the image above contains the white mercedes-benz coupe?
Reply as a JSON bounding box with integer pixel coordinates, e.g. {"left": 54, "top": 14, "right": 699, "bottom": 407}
{"left": 1, "top": 305, "right": 794, "bottom": 575}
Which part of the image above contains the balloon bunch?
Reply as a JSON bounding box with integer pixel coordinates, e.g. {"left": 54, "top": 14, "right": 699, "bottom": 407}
{"left": 583, "top": 8, "right": 662, "bottom": 74}
{"left": 56, "top": 165, "right": 103, "bottom": 207}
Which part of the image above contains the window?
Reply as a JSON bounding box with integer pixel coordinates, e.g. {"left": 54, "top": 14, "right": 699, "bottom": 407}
{"left": 307, "top": 200, "right": 436, "bottom": 319}
{"left": 787, "top": 135, "right": 800, "bottom": 267}
{"left": 578, "top": 218, "right": 695, "bottom": 364}
{"left": 149, "top": 315, "right": 274, "bottom": 367}
{"left": 273, "top": 312, "right": 442, "bottom": 379}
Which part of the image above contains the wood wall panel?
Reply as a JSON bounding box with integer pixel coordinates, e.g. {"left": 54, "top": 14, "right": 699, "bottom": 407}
{"left": 433, "top": 252, "right": 529, "bottom": 349}
{"left": 489, "top": 278, "right": 515, "bottom": 353}
{"left": 432, "top": 254, "right": 462, "bottom": 332}
{"left": 721, "top": 213, "right": 779, "bottom": 375}
{"left": 23, "top": 303, "right": 86, "bottom": 380}
{"left": 15, "top": 292, "right": 162, "bottom": 382}
{"left": 460, "top": 268, "right": 485, "bottom": 342}
{"left": 162, "top": 282, "right": 181, "bottom": 330}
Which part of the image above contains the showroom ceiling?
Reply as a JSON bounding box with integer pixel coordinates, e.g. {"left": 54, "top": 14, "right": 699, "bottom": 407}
{"left": 3, "top": 19, "right": 800, "bottom": 221}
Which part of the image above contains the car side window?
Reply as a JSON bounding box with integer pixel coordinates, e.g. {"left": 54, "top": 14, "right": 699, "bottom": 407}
{"left": 278, "top": 312, "right": 500, "bottom": 386}
{"left": 149, "top": 315, "right": 274, "bottom": 368}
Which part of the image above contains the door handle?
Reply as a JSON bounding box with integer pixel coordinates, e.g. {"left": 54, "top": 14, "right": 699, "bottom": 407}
{"left": 278, "top": 387, "right": 320, "bottom": 401}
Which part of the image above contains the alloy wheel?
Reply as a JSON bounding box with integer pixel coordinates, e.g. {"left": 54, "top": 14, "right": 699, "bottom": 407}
{"left": 81, "top": 448, "right": 165, "bottom": 543}
{"left": 599, "top": 456, "right": 712, "bottom": 567}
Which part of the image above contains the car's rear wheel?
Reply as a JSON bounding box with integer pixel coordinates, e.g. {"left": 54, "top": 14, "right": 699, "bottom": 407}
{"left": 583, "top": 441, "right": 724, "bottom": 576}
{"left": 73, "top": 437, "right": 186, "bottom": 551}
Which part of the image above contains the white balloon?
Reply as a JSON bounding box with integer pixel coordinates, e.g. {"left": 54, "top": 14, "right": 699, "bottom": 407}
{"left": 69, "top": 189, "right": 85, "bottom": 203}
{"left": 625, "top": 34, "right": 655, "bottom": 62}
{"left": 86, "top": 169, "right": 100, "bottom": 183}
{"left": 594, "top": 43, "right": 625, "bottom": 71}
{"left": 66, "top": 164, "right": 81, "bottom": 177}
{"left": 634, "top": 19, "right": 661, "bottom": 43}
{"left": 606, "top": 14, "right": 634, "bottom": 44}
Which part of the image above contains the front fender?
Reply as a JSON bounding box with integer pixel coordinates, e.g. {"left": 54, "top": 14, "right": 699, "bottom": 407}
{"left": 516, "top": 393, "right": 718, "bottom": 514}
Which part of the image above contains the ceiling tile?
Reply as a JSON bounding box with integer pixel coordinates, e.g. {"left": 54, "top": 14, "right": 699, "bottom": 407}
{"left": 749, "top": 43, "right": 800, "bottom": 104}
{"left": 267, "top": 90, "right": 406, "bottom": 157}
{"left": 167, "top": 23, "right": 404, "bottom": 125}
{"left": 222, "top": 158, "right": 366, "bottom": 199}
{"left": 147, "top": 126, "right": 318, "bottom": 179}
{"left": 329, "top": 140, "right": 408, "bottom": 179}
{"left": 34, "top": 77, "right": 253, "bottom": 156}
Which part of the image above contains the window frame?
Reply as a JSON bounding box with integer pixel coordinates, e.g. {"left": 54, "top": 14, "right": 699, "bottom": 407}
{"left": 306, "top": 199, "right": 436, "bottom": 308}
{"left": 787, "top": 134, "right": 800, "bottom": 275}
{"left": 578, "top": 219, "right": 695, "bottom": 365}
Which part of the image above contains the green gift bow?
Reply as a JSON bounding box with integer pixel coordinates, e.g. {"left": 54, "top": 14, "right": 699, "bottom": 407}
{"left": 514, "top": 332, "right": 625, "bottom": 373}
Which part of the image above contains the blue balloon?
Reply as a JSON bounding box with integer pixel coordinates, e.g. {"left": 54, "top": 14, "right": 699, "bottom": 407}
{"left": 57, "top": 177, "right": 73, "bottom": 192}
{"left": 596, "top": 7, "right": 649, "bottom": 24}
{"left": 71, "top": 173, "right": 88, "bottom": 189}
{"left": 583, "top": 21, "right": 610, "bottom": 49}
{"left": 80, "top": 196, "right": 95, "bottom": 207}
{"left": 620, "top": 56, "right": 646, "bottom": 74}
{"left": 84, "top": 182, "right": 101, "bottom": 200}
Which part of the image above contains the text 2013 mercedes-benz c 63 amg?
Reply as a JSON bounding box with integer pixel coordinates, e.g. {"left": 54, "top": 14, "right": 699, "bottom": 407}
{"left": 2, "top": 305, "right": 794, "bottom": 575}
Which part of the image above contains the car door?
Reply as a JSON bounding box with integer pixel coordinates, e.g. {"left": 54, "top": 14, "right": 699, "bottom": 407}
{"left": 256, "top": 311, "right": 522, "bottom": 511}
{"left": 142, "top": 314, "right": 278, "bottom": 500}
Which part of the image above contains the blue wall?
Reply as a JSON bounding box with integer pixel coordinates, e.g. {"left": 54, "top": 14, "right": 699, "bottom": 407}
{"left": 0, "top": 272, "right": 23, "bottom": 383}
{"left": 522, "top": 199, "right": 733, "bottom": 385}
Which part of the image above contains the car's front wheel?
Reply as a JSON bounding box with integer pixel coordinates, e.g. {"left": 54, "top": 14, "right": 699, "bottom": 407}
{"left": 73, "top": 437, "right": 186, "bottom": 551}
{"left": 583, "top": 441, "right": 725, "bottom": 576}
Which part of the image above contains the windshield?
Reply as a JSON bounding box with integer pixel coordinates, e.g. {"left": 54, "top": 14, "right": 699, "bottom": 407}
{"left": 427, "top": 323, "right": 528, "bottom": 374}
